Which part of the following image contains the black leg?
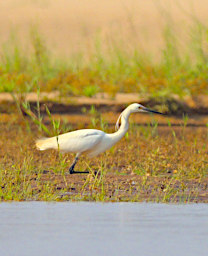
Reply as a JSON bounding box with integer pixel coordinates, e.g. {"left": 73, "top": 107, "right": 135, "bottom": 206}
{"left": 69, "top": 156, "right": 89, "bottom": 174}
{"left": 68, "top": 162, "right": 76, "bottom": 174}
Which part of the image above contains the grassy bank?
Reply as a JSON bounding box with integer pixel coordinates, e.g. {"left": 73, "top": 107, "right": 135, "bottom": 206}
{"left": 0, "top": 3, "right": 208, "bottom": 202}
{"left": 0, "top": 112, "right": 207, "bottom": 202}
{"left": 0, "top": 20, "right": 208, "bottom": 98}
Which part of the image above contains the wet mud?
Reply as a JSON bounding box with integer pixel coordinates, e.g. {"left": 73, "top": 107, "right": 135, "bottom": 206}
{"left": 0, "top": 102, "right": 208, "bottom": 202}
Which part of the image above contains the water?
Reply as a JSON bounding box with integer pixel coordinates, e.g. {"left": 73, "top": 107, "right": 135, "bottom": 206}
{"left": 0, "top": 203, "right": 207, "bottom": 256}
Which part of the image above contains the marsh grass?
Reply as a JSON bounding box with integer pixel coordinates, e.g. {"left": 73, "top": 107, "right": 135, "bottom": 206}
{"left": 0, "top": 8, "right": 208, "bottom": 202}
{"left": 0, "top": 18, "right": 208, "bottom": 98}
{"left": 0, "top": 112, "right": 207, "bottom": 202}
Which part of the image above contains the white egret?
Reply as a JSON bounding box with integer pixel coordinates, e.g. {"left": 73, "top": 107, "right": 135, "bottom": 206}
{"left": 36, "top": 103, "right": 164, "bottom": 174}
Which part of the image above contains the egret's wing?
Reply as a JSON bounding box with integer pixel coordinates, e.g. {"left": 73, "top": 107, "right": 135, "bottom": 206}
{"left": 55, "top": 129, "right": 104, "bottom": 153}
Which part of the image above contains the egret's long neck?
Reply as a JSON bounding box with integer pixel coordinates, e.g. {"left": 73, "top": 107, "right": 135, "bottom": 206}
{"left": 119, "top": 108, "right": 130, "bottom": 133}
{"left": 109, "top": 108, "right": 131, "bottom": 143}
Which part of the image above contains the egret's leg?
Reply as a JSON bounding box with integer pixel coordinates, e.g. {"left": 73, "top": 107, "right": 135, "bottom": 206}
{"left": 69, "top": 154, "right": 89, "bottom": 174}
{"left": 68, "top": 156, "right": 79, "bottom": 174}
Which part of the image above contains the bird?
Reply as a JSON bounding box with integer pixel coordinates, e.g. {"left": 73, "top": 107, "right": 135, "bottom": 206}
{"left": 36, "top": 103, "right": 164, "bottom": 174}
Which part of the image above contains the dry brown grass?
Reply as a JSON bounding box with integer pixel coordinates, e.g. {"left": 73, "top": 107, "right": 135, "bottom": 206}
{"left": 1, "top": 1, "right": 208, "bottom": 97}
{"left": 1, "top": 0, "right": 208, "bottom": 57}
{"left": 0, "top": 111, "right": 207, "bottom": 202}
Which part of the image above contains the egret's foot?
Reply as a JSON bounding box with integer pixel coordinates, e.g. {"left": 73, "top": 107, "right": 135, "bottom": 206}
{"left": 69, "top": 169, "right": 90, "bottom": 174}
{"left": 69, "top": 165, "right": 75, "bottom": 174}
{"left": 69, "top": 164, "right": 95, "bottom": 174}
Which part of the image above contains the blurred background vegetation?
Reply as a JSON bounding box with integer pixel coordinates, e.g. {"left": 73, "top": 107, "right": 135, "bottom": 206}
{"left": 0, "top": 0, "right": 208, "bottom": 98}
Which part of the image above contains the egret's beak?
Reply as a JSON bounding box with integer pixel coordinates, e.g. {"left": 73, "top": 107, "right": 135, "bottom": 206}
{"left": 142, "top": 107, "right": 164, "bottom": 115}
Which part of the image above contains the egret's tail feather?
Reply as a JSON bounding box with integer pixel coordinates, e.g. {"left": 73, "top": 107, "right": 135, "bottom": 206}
{"left": 36, "top": 137, "right": 58, "bottom": 151}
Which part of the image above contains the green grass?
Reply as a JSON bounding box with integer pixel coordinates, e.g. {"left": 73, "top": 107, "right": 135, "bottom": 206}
{"left": 0, "top": 111, "right": 207, "bottom": 202}
{"left": 0, "top": 19, "right": 208, "bottom": 98}
{"left": 0, "top": 12, "right": 208, "bottom": 202}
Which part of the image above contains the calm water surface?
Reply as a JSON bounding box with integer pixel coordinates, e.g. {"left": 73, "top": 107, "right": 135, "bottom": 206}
{"left": 0, "top": 202, "right": 207, "bottom": 256}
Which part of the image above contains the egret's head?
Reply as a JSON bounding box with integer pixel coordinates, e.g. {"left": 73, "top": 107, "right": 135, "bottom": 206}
{"left": 115, "top": 103, "right": 164, "bottom": 131}
{"left": 128, "top": 103, "right": 164, "bottom": 115}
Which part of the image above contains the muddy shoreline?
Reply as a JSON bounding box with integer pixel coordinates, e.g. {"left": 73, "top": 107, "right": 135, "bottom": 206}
{"left": 28, "top": 172, "right": 208, "bottom": 203}
{"left": 0, "top": 117, "right": 207, "bottom": 202}
{"left": 1, "top": 93, "right": 208, "bottom": 116}
{"left": 0, "top": 94, "right": 208, "bottom": 202}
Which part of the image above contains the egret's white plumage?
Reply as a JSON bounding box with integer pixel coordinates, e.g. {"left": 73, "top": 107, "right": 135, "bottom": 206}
{"left": 36, "top": 103, "right": 163, "bottom": 173}
{"left": 36, "top": 129, "right": 105, "bottom": 155}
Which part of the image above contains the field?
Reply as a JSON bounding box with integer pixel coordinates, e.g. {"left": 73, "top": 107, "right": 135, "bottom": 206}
{"left": 0, "top": 0, "right": 208, "bottom": 97}
{"left": 0, "top": 0, "right": 208, "bottom": 202}
{"left": 0, "top": 101, "right": 208, "bottom": 202}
